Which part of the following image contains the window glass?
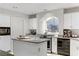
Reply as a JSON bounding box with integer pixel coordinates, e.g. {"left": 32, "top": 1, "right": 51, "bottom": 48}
{"left": 47, "top": 17, "right": 59, "bottom": 32}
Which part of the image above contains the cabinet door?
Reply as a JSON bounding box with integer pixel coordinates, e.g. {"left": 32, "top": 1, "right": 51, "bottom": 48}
{"left": 11, "top": 16, "right": 24, "bottom": 38}
{"left": 0, "top": 36, "right": 10, "bottom": 51}
{"left": 70, "top": 39, "right": 79, "bottom": 56}
{"left": 72, "top": 12, "right": 79, "bottom": 29}
{"left": 52, "top": 37, "right": 57, "bottom": 54}
{"left": 0, "top": 14, "right": 10, "bottom": 27}
{"left": 64, "top": 13, "right": 72, "bottom": 29}
{"left": 39, "top": 42, "right": 47, "bottom": 56}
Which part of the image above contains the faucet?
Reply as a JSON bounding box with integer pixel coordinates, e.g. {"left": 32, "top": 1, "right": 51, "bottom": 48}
{"left": 44, "top": 30, "right": 48, "bottom": 35}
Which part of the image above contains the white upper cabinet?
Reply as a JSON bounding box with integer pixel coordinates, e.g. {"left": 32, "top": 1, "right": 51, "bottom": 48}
{"left": 72, "top": 12, "right": 79, "bottom": 29}
{"left": 0, "top": 36, "right": 10, "bottom": 51}
{"left": 0, "top": 14, "right": 10, "bottom": 27}
{"left": 64, "top": 12, "right": 79, "bottom": 29}
{"left": 64, "top": 13, "right": 72, "bottom": 29}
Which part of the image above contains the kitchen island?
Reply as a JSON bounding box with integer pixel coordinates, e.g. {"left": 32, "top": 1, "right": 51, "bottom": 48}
{"left": 12, "top": 37, "right": 49, "bottom": 56}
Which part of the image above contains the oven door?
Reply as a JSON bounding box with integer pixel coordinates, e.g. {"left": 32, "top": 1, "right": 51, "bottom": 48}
{"left": 47, "top": 40, "right": 50, "bottom": 49}
{"left": 47, "top": 38, "right": 52, "bottom": 53}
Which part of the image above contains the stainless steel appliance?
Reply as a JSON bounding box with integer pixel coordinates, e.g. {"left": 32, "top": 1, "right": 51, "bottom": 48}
{"left": 0, "top": 27, "right": 10, "bottom": 35}
{"left": 47, "top": 38, "right": 52, "bottom": 53}
{"left": 40, "top": 35, "right": 52, "bottom": 53}
{"left": 57, "top": 38, "right": 70, "bottom": 56}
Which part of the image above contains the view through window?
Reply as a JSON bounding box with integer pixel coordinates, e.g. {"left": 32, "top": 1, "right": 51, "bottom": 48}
{"left": 46, "top": 16, "right": 59, "bottom": 32}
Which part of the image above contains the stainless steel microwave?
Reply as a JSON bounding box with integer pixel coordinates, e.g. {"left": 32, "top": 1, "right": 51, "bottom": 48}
{"left": 0, "top": 27, "right": 10, "bottom": 35}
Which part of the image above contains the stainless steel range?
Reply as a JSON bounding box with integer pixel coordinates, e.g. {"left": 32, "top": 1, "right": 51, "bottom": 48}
{"left": 47, "top": 38, "right": 52, "bottom": 53}
{"left": 40, "top": 35, "right": 52, "bottom": 53}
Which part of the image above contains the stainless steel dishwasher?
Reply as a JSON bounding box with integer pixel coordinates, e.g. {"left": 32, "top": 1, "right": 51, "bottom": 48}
{"left": 57, "top": 38, "right": 70, "bottom": 56}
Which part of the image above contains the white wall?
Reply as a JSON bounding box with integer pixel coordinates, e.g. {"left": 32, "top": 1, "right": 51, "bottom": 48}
{"left": 0, "top": 14, "right": 10, "bottom": 27}
{"left": 29, "top": 18, "right": 38, "bottom": 29}
{"left": 0, "top": 8, "right": 26, "bottom": 17}
{"left": 37, "top": 9, "right": 64, "bottom": 35}
{"left": 24, "top": 16, "right": 30, "bottom": 35}
{"left": 10, "top": 16, "right": 24, "bottom": 38}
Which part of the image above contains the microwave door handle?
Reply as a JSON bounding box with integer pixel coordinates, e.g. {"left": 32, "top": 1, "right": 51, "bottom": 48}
{"left": 7, "top": 29, "right": 8, "bottom": 33}
{"left": 8, "top": 29, "right": 10, "bottom": 34}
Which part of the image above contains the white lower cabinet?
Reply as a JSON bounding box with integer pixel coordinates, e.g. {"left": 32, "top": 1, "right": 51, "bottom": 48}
{"left": 52, "top": 37, "right": 57, "bottom": 54}
{"left": 0, "top": 36, "right": 10, "bottom": 51}
{"left": 13, "top": 40, "right": 47, "bottom": 56}
{"left": 70, "top": 39, "right": 79, "bottom": 56}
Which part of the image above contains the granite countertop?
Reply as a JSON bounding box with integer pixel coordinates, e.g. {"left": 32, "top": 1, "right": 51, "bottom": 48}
{"left": 55, "top": 36, "right": 79, "bottom": 41}
{"left": 12, "top": 34, "right": 79, "bottom": 43}
{"left": 12, "top": 37, "right": 50, "bottom": 44}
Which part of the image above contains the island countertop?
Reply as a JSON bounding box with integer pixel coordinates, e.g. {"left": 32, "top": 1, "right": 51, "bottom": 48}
{"left": 13, "top": 37, "right": 48, "bottom": 56}
{"left": 12, "top": 38, "right": 50, "bottom": 44}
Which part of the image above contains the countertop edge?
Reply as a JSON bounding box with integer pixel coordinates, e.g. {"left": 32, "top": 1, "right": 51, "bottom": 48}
{"left": 56, "top": 37, "right": 79, "bottom": 41}
{"left": 12, "top": 39, "right": 49, "bottom": 44}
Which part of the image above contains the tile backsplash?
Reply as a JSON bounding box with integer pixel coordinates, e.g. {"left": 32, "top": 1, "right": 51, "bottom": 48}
{"left": 71, "top": 29, "right": 79, "bottom": 36}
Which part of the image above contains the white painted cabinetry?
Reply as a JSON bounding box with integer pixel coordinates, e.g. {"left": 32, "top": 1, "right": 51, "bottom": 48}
{"left": 64, "top": 12, "right": 79, "bottom": 29}
{"left": 70, "top": 39, "right": 79, "bottom": 56}
{"left": 0, "top": 14, "right": 11, "bottom": 51}
{"left": 64, "top": 13, "right": 72, "bottom": 29}
{"left": 52, "top": 37, "right": 57, "bottom": 54}
{"left": 0, "top": 36, "right": 10, "bottom": 51}
{"left": 0, "top": 14, "right": 10, "bottom": 27}
{"left": 13, "top": 40, "right": 47, "bottom": 56}
{"left": 72, "top": 12, "right": 79, "bottom": 29}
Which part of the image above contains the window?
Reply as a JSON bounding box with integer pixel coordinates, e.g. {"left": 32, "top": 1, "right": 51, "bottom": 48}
{"left": 46, "top": 16, "right": 59, "bottom": 32}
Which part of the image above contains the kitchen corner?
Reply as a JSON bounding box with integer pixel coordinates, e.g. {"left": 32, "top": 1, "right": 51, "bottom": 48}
{"left": 0, "top": 3, "right": 79, "bottom": 56}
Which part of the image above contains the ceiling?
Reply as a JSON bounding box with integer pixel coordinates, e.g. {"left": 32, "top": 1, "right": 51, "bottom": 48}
{"left": 0, "top": 3, "right": 79, "bottom": 15}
